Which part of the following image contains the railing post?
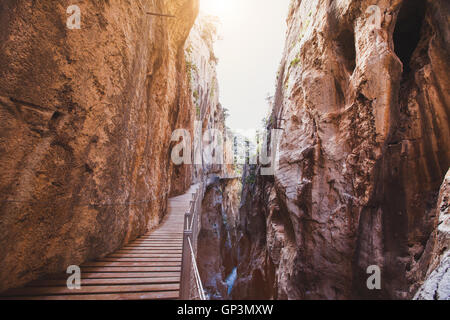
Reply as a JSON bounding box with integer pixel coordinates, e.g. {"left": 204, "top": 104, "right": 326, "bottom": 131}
{"left": 180, "top": 231, "right": 192, "bottom": 299}
{"left": 180, "top": 208, "right": 192, "bottom": 300}
{"left": 193, "top": 186, "right": 201, "bottom": 250}
{"left": 180, "top": 211, "right": 192, "bottom": 300}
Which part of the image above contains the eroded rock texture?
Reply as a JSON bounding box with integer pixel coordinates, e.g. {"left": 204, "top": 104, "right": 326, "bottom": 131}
{"left": 197, "top": 177, "right": 241, "bottom": 300}
{"left": 184, "top": 14, "right": 234, "bottom": 181}
{"left": 414, "top": 169, "right": 450, "bottom": 300}
{"left": 235, "top": 0, "right": 449, "bottom": 300}
{"left": 186, "top": 18, "right": 239, "bottom": 299}
{"left": 232, "top": 165, "right": 277, "bottom": 300}
{"left": 0, "top": 0, "right": 199, "bottom": 292}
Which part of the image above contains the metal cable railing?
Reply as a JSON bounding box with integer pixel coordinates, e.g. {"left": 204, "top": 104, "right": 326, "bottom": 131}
{"left": 187, "top": 237, "right": 206, "bottom": 300}
{"left": 180, "top": 182, "right": 207, "bottom": 300}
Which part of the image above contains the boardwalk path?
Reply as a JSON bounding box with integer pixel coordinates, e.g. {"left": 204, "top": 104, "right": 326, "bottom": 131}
{"left": 1, "top": 184, "right": 200, "bottom": 300}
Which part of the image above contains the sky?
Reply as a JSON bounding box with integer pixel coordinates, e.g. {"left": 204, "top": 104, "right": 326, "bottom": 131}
{"left": 200, "top": 0, "right": 291, "bottom": 133}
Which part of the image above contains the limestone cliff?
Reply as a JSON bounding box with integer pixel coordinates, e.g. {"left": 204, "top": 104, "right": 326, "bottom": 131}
{"left": 186, "top": 15, "right": 239, "bottom": 299}
{"left": 184, "top": 14, "right": 234, "bottom": 180}
{"left": 198, "top": 177, "right": 241, "bottom": 300}
{"left": 233, "top": 165, "right": 277, "bottom": 299}
{"left": 0, "top": 0, "right": 199, "bottom": 292}
{"left": 414, "top": 169, "right": 450, "bottom": 300}
{"left": 234, "top": 0, "right": 450, "bottom": 300}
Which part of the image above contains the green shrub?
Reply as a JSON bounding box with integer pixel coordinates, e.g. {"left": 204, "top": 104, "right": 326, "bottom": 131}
{"left": 245, "top": 173, "right": 256, "bottom": 185}
{"left": 290, "top": 56, "right": 300, "bottom": 68}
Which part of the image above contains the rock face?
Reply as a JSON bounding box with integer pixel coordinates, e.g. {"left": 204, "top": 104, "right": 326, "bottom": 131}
{"left": 234, "top": 0, "right": 449, "bottom": 299}
{"left": 197, "top": 177, "right": 241, "bottom": 300}
{"left": 184, "top": 14, "right": 235, "bottom": 181}
{"left": 186, "top": 17, "right": 240, "bottom": 300}
{"left": 414, "top": 169, "right": 450, "bottom": 300}
{"left": 232, "top": 165, "right": 277, "bottom": 300}
{"left": 185, "top": 13, "right": 234, "bottom": 181}
{"left": 0, "top": 0, "right": 200, "bottom": 292}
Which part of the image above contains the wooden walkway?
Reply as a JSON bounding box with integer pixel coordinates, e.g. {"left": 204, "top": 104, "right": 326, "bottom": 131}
{"left": 1, "top": 184, "right": 199, "bottom": 300}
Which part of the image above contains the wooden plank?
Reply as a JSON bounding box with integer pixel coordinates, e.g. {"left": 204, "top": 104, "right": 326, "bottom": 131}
{"left": 39, "top": 272, "right": 180, "bottom": 280}
{"left": 81, "top": 272, "right": 180, "bottom": 279}
{"left": 138, "top": 236, "right": 184, "bottom": 239}
{"left": 125, "top": 239, "right": 182, "bottom": 242}
{"left": 120, "top": 247, "right": 182, "bottom": 251}
{"left": 81, "top": 266, "right": 181, "bottom": 272}
{"left": 125, "top": 243, "right": 183, "bottom": 245}
{"left": 118, "top": 245, "right": 182, "bottom": 249}
{"left": 124, "top": 244, "right": 183, "bottom": 248}
{"left": 123, "top": 237, "right": 181, "bottom": 241}
{"left": 131, "top": 241, "right": 183, "bottom": 244}
{"left": 113, "top": 252, "right": 182, "bottom": 256}
{"left": 141, "top": 236, "right": 183, "bottom": 238}
{"left": 144, "top": 233, "right": 183, "bottom": 235}
{"left": 147, "top": 228, "right": 183, "bottom": 234}
{"left": 139, "top": 238, "right": 184, "bottom": 241}
{"left": 148, "top": 230, "right": 184, "bottom": 232}
{"left": 99, "top": 258, "right": 181, "bottom": 262}
{"left": 108, "top": 253, "right": 181, "bottom": 258}
{"left": 144, "top": 235, "right": 183, "bottom": 237}
{"left": 110, "top": 251, "right": 183, "bottom": 262}
{"left": 144, "top": 231, "right": 184, "bottom": 234}
{"left": 135, "top": 236, "right": 184, "bottom": 238}
{"left": 3, "top": 291, "right": 180, "bottom": 300}
{"left": 140, "top": 234, "right": 184, "bottom": 236}
{"left": 132, "top": 239, "right": 180, "bottom": 242}
{"left": 119, "top": 249, "right": 182, "bottom": 252}
{"left": 135, "top": 241, "right": 183, "bottom": 243}
{"left": 1, "top": 283, "right": 179, "bottom": 297}
{"left": 106, "top": 250, "right": 183, "bottom": 258}
{"left": 117, "top": 245, "right": 182, "bottom": 249}
{"left": 116, "top": 248, "right": 182, "bottom": 252}
{"left": 117, "top": 247, "right": 182, "bottom": 251}
{"left": 28, "top": 277, "right": 180, "bottom": 287}
{"left": 114, "top": 246, "right": 183, "bottom": 256}
{"left": 82, "top": 262, "right": 181, "bottom": 267}
{"left": 113, "top": 253, "right": 182, "bottom": 257}
{"left": 148, "top": 227, "right": 184, "bottom": 229}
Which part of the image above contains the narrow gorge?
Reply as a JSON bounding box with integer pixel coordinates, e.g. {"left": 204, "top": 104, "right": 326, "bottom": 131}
{"left": 232, "top": 0, "right": 450, "bottom": 300}
{"left": 0, "top": 0, "right": 448, "bottom": 301}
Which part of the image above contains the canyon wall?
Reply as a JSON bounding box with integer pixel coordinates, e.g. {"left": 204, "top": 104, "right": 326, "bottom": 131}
{"left": 414, "top": 169, "right": 450, "bottom": 300}
{"left": 233, "top": 165, "right": 277, "bottom": 299}
{"left": 184, "top": 14, "right": 235, "bottom": 181}
{"left": 198, "top": 177, "right": 241, "bottom": 300}
{"left": 234, "top": 0, "right": 449, "bottom": 299}
{"left": 186, "top": 16, "right": 239, "bottom": 299}
{"left": 0, "top": 0, "right": 199, "bottom": 292}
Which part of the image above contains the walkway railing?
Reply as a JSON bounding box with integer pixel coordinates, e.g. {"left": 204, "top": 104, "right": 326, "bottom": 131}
{"left": 180, "top": 183, "right": 207, "bottom": 300}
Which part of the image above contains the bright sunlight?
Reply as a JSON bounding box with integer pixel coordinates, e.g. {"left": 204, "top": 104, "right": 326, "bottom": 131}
{"left": 199, "top": 0, "right": 291, "bottom": 132}
{"left": 200, "top": 0, "right": 233, "bottom": 19}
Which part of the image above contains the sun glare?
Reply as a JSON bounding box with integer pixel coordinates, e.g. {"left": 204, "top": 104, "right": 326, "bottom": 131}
{"left": 200, "top": 0, "right": 230, "bottom": 18}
